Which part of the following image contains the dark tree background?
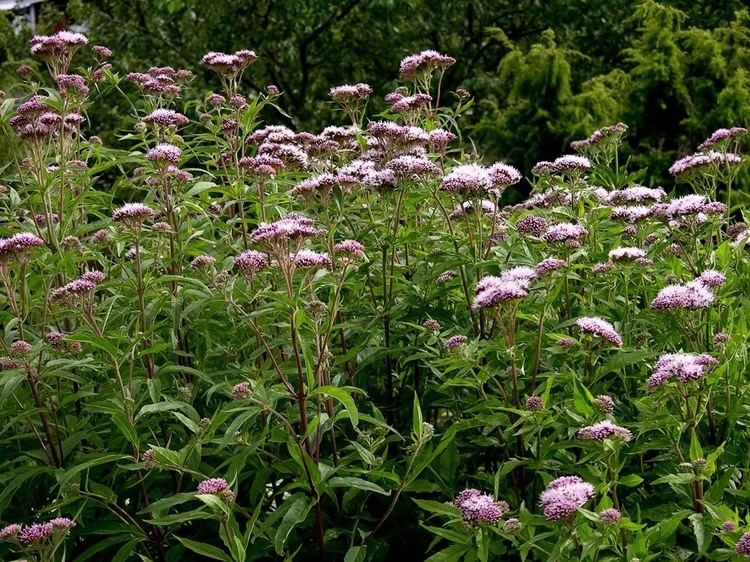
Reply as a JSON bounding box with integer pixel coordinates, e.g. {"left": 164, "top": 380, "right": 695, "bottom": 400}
{"left": 2, "top": 0, "right": 749, "bottom": 192}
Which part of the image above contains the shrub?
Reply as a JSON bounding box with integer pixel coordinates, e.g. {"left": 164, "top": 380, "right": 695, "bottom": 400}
{"left": 0, "top": 31, "right": 749, "bottom": 562}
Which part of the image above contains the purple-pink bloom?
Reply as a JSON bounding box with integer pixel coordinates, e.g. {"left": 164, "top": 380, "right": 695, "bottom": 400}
{"left": 145, "top": 143, "right": 181, "bottom": 164}
{"left": 251, "top": 215, "right": 318, "bottom": 245}
{"left": 329, "top": 83, "right": 372, "bottom": 102}
{"left": 399, "top": 50, "right": 456, "bottom": 79}
{"left": 737, "top": 532, "right": 750, "bottom": 557}
{"left": 578, "top": 420, "right": 632, "bottom": 442}
{"left": 576, "top": 316, "right": 623, "bottom": 347}
{"left": 293, "top": 249, "right": 332, "bottom": 269}
{"left": 19, "top": 522, "right": 54, "bottom": 545}
{"left": 543, "top": 223, "right": 588, "bottom": 244}
{"left": 539, "top": 476, "right": 595, "bottom": 521}
{"left": 235, "top": 250, "right": 268, "bottom": 276}
{"left": 0, "top": 524, "right": 22, "bottom": 541}
{"left": 453, "top": 489, "right": 507, "bottom": 525}
{"left": 535, "top": 257, "right": 567, "bottom": 275}
{"left": 698, "top": 127, "right": 747, "bottom": 151}
{"left": 599, "top": 508, "right": 621, "bottom": 525}
{"left": 197, "top": 477, "right": 234, "bottom": 501}
{"left": 444, "top": 335, "right": 468, "bottom": 351}
{"left": 608, "top": 247, "right": 646, "bottom": 262}
{"left": 143, "top": 109, "right": 189, "bottom": 127}
{"left": 112, "top": 203, "right": 155, "bottom": 223}
{"left": 697, "top": 269, "right": 726, "bottom": 288}
{"left": 333, "top": 240, "right": 365, "bottom": 260}
{"left": 647, "top": 353, "right": 718, "bottom": 389}
{"left": 651, "top": 280, "right": 715, "bottom": 310}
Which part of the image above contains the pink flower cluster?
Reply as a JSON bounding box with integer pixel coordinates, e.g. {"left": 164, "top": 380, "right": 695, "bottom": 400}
{"left": 669, "top": 151, "right": 742, "bottom": 177}
{"left": 444, "top": 335, "right": 468, "bottom": 351}
{"left": 235, "top": 250, "right": 268, "bottom": 277}
{"left": 570, "top": 122, "right": 628, "bottom": 152}
{"left": 0, "top": 232, "right": 45, "bottom": 262}
{"left": 50, "top": 271, "right": 105, "bottom": 304}
{"left": 647, "top": 353, "right": 718, "bottom": 389}
{"left": 399, "top": 50, "right": 456, "bottom": 79}
{"left": 576, "top": 316, "right": 623, "bottom": 347}
{"left": 0, "top": 517, "right": 75, "bottom": 546}
{"left": 293, "top": 249, "right": 332, "bottom": 269}
{"left": 197, "top": 477, "right": 235, "bottom": 501}
{"left": 201, "top": 50, "right": 257, "bottom": 76}
{"left": 30, "top": 31, "right": 88, "bottom": 58}
{"left": 473, "top": 267, "right": 535, "bottom": 309}
{"left": 606, "top": 185, "right": 667, "bottom": 204}
{"left": 329, "top": 83, "right": 373, "bottom": 102}
{"left": 650, "top": 274, "right": 718, "bottom": 311}
{"left": 251, "top": 215, "right": 318, "bottom": 245}
{"left": 539, "top": 476, "right": 595, "bottom": 521}
{"left": 440, "top": 162, "right": 521, "bottom": 195}
{"left": 143, "top": 109, "right": 189, "bottom": 127}
{"left": 126, "top": 66, "right": 192, "bottom": 96}
{"left": 608, "top": 247, "right": 648, "bottom": 262}
{"left": 542, "top": 223, "right": 588, "bottom": 244}
{"left": 112, "top": 203, "right": 156, "bottom": 224}
{"left": 578, "top": 420, "right": 633, "bottom": 442}
{"left": 698, "top": 126, "right": 747, "bottom": 150}
{"left": 453, "top": 489, "right": 507, "bottom": 525}
{"left": 145, "top": 143, "right": 182, "bottom": 164}
{"left": 532, "top": 155, "right": 591, "bottom": 176}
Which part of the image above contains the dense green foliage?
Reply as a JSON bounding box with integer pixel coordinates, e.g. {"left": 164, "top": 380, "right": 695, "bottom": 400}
{"left": 2, "top": 0, "right": 750, "bottom": 190}
{"left": 1, "top": 3, "right": 750, "bottom": 562}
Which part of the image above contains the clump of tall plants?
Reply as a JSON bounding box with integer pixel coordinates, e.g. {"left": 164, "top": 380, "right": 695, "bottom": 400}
{"left": 0, "top": 31, "right": 749, "bottom": 562}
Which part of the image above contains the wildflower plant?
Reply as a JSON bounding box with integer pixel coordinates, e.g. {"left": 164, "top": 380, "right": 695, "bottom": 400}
{"left": 0, "top": 30, "right": 748, "bottom": 562}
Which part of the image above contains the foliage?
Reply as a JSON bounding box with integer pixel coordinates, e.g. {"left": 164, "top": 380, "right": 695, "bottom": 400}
{"left": 1, "top": 13, "right": 750, "bottom": 562}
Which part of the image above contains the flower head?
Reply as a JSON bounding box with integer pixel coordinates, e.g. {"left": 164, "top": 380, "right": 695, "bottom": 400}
{"left": 232, "top": 382, "right": 251, "bottom": 400}
{"left": 599, "top": 508, "right": 621, "bottom": 525}
{"left": 329, "top": 83, "right": 372, "bottom": 102}
{"left": 235, "top": 250, "right": 268, "bottom": 277}
{"left": 593, "top": 395, "right": 615, "bottom": 413}
{"left": 112, "top": 203, "right": 155, "bottom": 224}
{"left": 0, "top": 524, "right": 22, "bottom": 541}
{"left": 399, "top": 50, "right": 455, "bottom": 79}
{"left": 201, "top": 50, "right": 257, "bottom": 76}
{"left": 526, "top": 396, "right": 544, "bottom": 411}
{"left": 647, "top": 353, "right": 718, "bottom": 390}
{"left": 576, "top": 316, "right": 623, "bottom": 347}
{"left": 333, "top": 240, "right": 365, "bottom": 260}
{"left": 143, "top": 109, "right": 189, "bottom": 127}
{"left": 651, "top": 280, "right": 715, "bottom": 310}
{"left": 444, "top": 335, "right": 468, "bottom": 351}
{"left": 197, "top": 477, "right": 235, "bottom": 501}
{"left": 578, "top": 420, "right": 632, "bottom": 442}
{"left": 736, "top": 532, "right": 750, "bottom": 557}
{"left": 19, "top": 522, "right": 54, "bottom": 545}
{"left": 543, "top": 223, "right": 588, "bottom": 244}
{"left": 293, "top": 249, "right": 332, "bottom": 269}
{"left": 146, "top": 143, "right": 181, "bottom": 164}
{"left": 539, "top": 476, "right": 595, "bottom": 521}
{"left": 454, "top": 489, "right": 506, "bottom": 525}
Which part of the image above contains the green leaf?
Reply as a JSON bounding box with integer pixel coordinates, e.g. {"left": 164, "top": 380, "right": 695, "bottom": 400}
{"left": 327, "top": 477, "right": 390, "bottom": 495}
{"left": 689, "top": 430, "right": 703, "bottom": 463}
{"left": 412, "top": 392, "right": 423, "bottom": 439}
{"left": 344, "top": 546, "right": 367, "bottom": 562}
{"left": 689, "top": 513, "right": 706, "bottom": 554}
{"left": 176, "top": 536, "right": 232, "bottom": 561}
{"left": 274, "top": 495, "right": 313, "bottom": 555}
{"left": 425, "top": 543, "right": 470, "bottom": 562}
{"left": 413, "top": 499, "right": 462, "bottom": 518}
{"left": 310, "top": 385, "right": 359, "bottom": 427}
{"left": 618, "top": 474, "right": 643, "bottom": 487}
